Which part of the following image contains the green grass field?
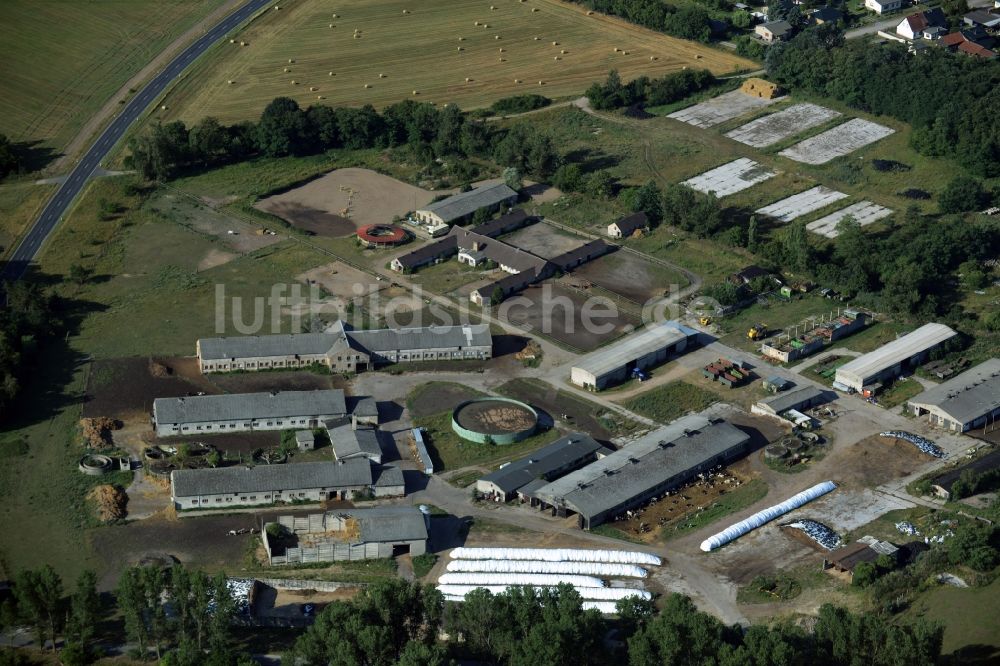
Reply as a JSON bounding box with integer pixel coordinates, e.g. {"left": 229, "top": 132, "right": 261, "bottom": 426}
{"left": 620, "top": 380, "right": 719, "bottom": 423}
{"left": 156, "top": 0, "right": 751, "bottom": 129}
{"left": 0, "top": 182, "right": 55, "bottom": 261}
{"left": 902, "top": 577, "right": 1000, "bottom": 658}
{"left": 0, "top": 0, "right": 229, "bottom": 157}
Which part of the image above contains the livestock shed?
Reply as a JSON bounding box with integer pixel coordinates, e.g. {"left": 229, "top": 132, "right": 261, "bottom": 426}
{"left": 391, "top": 209, "right": 531, "bottom": 272}
{"left": 476, "top": 433, "right": 611, "bottom": 501}
{"left": 153, "top": 390, "right": 348, "bottom": 437}
{"left": 170, "top": 459, "right": 375, "bottom": 509}
{"left": 834, "top": 323, "right": 957, "bottom": 393}
{"left": 531, "top": 415, "right": 751, "bottom": 529}
{"left": 197, "top": 320, "right": 492, "bottom": 373}
{"left": 570, "top": 321, "right": 698, "bottom": 390}
{"left": 826, "top": 536, "right": 898, "bottom": 575}
{"left": 907, "top": 358, "right": 1000, "bottom": 432}
{"left": 752, "top": 386, "right": 831, "bottom": 419}
{"left": 930, "top": 449, "right": 1000, "bottom": 499}
{"left": 326, "top": 421, "right": 383, "bottom": 464}
{"left": 262, "top": 506, "right": 429, "bottom": 565}
{"left": 415, "top": 182, "right": 518, "bottom": 226}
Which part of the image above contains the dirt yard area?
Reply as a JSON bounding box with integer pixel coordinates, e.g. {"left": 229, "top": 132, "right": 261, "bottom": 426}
{"left": 298, "top": 261, "right": 384, "bottom": 300}
{"left": 150, "top": 430, "right": 282, "bottom": 455}
{"left": 147, "top": 193, "right": 283, "bottom": 258}
{"left": 407, "top": 382, "right": 485, "bottom": 420}
{"left": 255, "top": 168, "right": 442, "bottom": 235}
{"left": 83, "top": 357, "right": 216, "bottom": 421}
{"left": 256, "top": 585, "right": 359, "bottom": 620}
{"left": 502, "top": 223, "right": 589, "bottom": 260}
{"left": 563, "top": 250, "right": 689, "bottom": 304}
{"left": 497, "top": 378, "right": 640, "bottom": 442}
{"left": 498, "top": 282, "right": 638, "bottom": 352}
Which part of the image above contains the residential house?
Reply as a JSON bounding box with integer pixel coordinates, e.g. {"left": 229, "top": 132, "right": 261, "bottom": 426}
{"left": 896, "top": 8, "right": 946, "bottom": 39}
{"left": 964, "top": 9, "right": 1000, "bottom": 29}
{"left": 755, "top": 20, "right": 794, "bottom": 43}
{"left": 811, "top": 6, "right": 844, "bottom": 24}
{"left": 865, "top": 0, "right": 902, "bottom": 14}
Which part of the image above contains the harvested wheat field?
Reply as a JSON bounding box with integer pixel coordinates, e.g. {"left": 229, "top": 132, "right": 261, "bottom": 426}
{"left": 160, "top": 0, "right": 752, "bottom": 125}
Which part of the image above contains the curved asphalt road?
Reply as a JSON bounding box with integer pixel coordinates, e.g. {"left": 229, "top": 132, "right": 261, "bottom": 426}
{"left": 1, "top": 0, "right": 273, "bottom": 283}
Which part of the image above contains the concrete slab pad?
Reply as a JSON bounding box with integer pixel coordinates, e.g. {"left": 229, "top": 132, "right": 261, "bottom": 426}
{"left": 667, "top": 89, "right": 778, "bottom": 129}
{"left": 755, "top": 186, "right": 848, "bottom": 223}
{"left": 779, "top": 118, "right": 895, "bottom": 165}
{"left": 682, "top": 158, "right": 776, "bottom": 197}
{"left": 725, "top": 103, "right": 842, "bottom": 148}
{"left": 806, "top": 201, "right": 894, "bottom": 238}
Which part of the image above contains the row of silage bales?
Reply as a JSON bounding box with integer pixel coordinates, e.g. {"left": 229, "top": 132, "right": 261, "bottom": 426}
{"left": 700, "top": 481, "right": 837, "bottom": 552}
{"left": 445, "top": 559, "right": 648, "bottom": 578}
{"left": 450, "top": 547, "right": 661, "bottom": 565}
{"left": 438, "top": 573, "right": 605, "bottom": 588}
{"left": 437, "top": 585, "right": 651, "bottom": 601}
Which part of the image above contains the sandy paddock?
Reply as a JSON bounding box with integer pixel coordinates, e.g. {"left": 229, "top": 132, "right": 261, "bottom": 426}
{"left": 255, "top": 168, "right": 442, "bottom": 233}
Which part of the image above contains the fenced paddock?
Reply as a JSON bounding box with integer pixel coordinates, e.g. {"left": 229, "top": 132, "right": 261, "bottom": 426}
{"left": 754, "top": 186, "right": 848, "bottom": 223}
{"left": 667, "top": 89, "right": 778, "bottom": 129}
{"left": 779, "top": 118, "right": 895, "bottom": 165}
{"left": 806, "top": 201, "right": 894, "bottom": 238}
{"left": 682, "top": 158, "right": 775, "bottom": 197}
{"left": 725, "top": 103, "right": 841, "bottom": 148}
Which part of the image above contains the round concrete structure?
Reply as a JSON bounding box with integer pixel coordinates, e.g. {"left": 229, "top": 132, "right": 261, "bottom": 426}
{"left": 452, "top": 398, "right": 538, "bottom": 445}
{"left": 357, "top": 224, "right": 407, "bottom": 248}
{"left": 79, "top": 454, "right": 113, "bottom": 476}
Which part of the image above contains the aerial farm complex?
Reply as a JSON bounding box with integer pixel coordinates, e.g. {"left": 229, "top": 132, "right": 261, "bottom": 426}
{"left": 1, "top": 0, "right": 998, "bottom": 662}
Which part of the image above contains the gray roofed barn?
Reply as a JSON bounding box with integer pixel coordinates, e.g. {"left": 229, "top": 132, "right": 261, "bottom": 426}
{"left": 469, "top": 209, "right": 532, "bottom": 237}
{"left": 908, "top": 358, "right": 1000, "bottom": 432}
{"left": 571, "top": 321, "right": 698, "bottom": 390}
{"left": 418, "top": 182, "right": 518, "bottom": 224}
{"left": 608, "top": 212, "right": 648, "bottom": 239}
{"left": 477, "top": 433, "right": 608, "bottom": 499}
{"left": 835, "top": 323, "right": 957, "bottom": 392}
{"left": 348, "top": 506, "right": 428, "bottom": 543}
{"left": 532, "top": 416, "right": 750, "bottom": 528}
{"left": 348, "top": 323, "right": 492, "bottom": 354}
{"left": 171, "top": 459, "right": 372, "bottom": 499}
{"left": 755, "top": 386, "right": 829, "bottom": 417}
{"left": 153, "top": 390, "right": 347, "bottom": 434}
{"left": 326, "top": 422, "right": 383, "bottom": 463}
{"left": 197, "top": 332, "right": 346, "bottom": 362}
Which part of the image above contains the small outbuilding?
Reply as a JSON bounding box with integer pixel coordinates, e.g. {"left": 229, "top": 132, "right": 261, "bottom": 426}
{"left": 607, "top": 212, "right": 649, "bottom": 239}
{"left": 294, "top": 430, "right": 315, "bottom": 451}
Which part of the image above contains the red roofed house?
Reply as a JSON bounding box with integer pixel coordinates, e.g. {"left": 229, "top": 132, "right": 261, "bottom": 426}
{"left": 957, "top": 40, "right": 997, "bottom": 58}
{"left": 896, "top": 8, "right": 946, "bottom": 40}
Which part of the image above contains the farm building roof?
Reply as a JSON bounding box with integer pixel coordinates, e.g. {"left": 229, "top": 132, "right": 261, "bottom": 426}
{"left": 761, "top": 20, "right": 793, "bottom": 36}
{"left": 294, "top": 430, "right": 314, "bottom": 445}
{"left": 470, "top": 209, "right": 531, "bottom": 237}
{"left": 345, "top": 506, "right": 428, "bottom": 542}
{"left": 171, "top": 459, "right": 372, "bottom": 497}
{"left": 611, "top": 212, "right": 648, "bottom": 236}
{"left": 350, "top": 396, "right": 379, "bottom": 418}
{"left": 533, "top": 416, "right": 749, "bottom": 520}
{"left": 420, "top": 182, "right": 517, "bottom": 223}
{"left": 347, "top": 323, "right": 492, "bottom": 353}
{"left": 454, "top": 228, "right": 550, "bottom": 274}
{"left": 393, "top": 236, "right": 459, "bottom": 270}
{"left": 326, "top": 422, "right": 383, "bottom": 460}
{"left": 965, "top": 9, "right": 1000, "bottom": 26}
{"left": 908, "top": 358, "right": 1000, "bottom": 426}
{"left": 549, "top": 239, "right": 612, "bottom": 271}
{"left": 572, "top": 321, "right": 697, "bottom": 380}
{"left": 835, "top": 323, "right": 957, "bottom": 385}
{"left": 957, "top": 40, "right": 996, "bottom": 58}
{"left": 474, "top": 269, "right": 540, "bottom": 301}
{"left": 198, "top": 331, "right": 347, "bottom": 361}
{"left": 829, "top": 541, "right": 881, "bottom": 571}
{"left": 760, "top": 386, "right": 828, "bottom": 414}
{"left": 479, "top": 433, "right": 606, "bottom": 495}
{"left": 932, "top": 449, "right": 1000, "bottom": 494}
{"left": 373, "top": 464, "right": 405, "bottom": 489}
{"left": 154, "top": 390, "right": 347, "bottom": 425}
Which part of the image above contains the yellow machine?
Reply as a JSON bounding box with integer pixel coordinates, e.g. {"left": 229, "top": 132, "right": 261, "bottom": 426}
{"left": 699, "top": 316, "right": 712, "bottom": 326}
{"left": 747, "top": 324, "right": 767, "bottom": 340}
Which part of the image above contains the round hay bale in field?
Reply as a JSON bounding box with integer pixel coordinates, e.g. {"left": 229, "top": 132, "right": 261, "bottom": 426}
{"left": 491, "top": 4, "right": 497, "bottom": 9}
{"left": 412, "top": 90, "right": 419, "bottom": 95}
{"left": 553, "top": 56, "right": 560, "bottom": 60}
{"left": 310, "top": 86, "right": 318, "bottom": 91}
{"left": 514, "top": 78, "right": 521, "bottom": 83}
{"left": 364, "top": 83, "right": 371, "bottom": 88}
{"left": 587, "top": 9, "right": 594, "bottom": 14}
{"left": 291, "top": 80, "right": 297, "bottom": 84}
{"left": 317, "top": 95, "right": 324, "bottom": 100}
{"left": 695, "top": 54, "right": 703, "bottom": 59}
{"left": 240, "top": 41, "right": 247, "bottom": 46}
{"left": 650, "top": 55, "right": 657, "bottom": 61}
{"left": 499, "top": 47, "right": 504, "bottom": 52}
{"left": 403, "top": 9, "right": 409, "bottom": 14}
{"left": 273, "top": 5, "right": 280, "bottom": 9}
{"left": 160, "top": 104, "right": 168, "bottom": 110}
{"left": 458, "top": 46, "right": 464, "bottom": 51}
{"left": 483, "top": 23, "right": 489, "bottom": 28}
{"left": 498, "top": 57, "right": 505, "bottom": 62}
{"left": 458, "top": 36, "right": 465, "bottom": 41}
{"left": 452, "top": 398, "right": 539, "bottom": 445}
{"left": 354, "top": 33, "right": 361, "bottom": 38}
{"left": 552, "top": 41, "right": 558, "bottom": 45}
{"left": 560, "top": 49, "right": 567, "bottom": 54}
{"left": 288, "top": 58, "right": 295, "bottom": 63}
{"left": 465, "top": 77, "right": 472, "bottom": 82}
{"left": 532, "top": 7, "right": 539, "bottom": 12}
{"left": 229, "top": 38, "right": 235, "bottom": 43}
{"left": 227, "top": 80, "right": 235, "bottom": 85}
{"left": 538, "top": 80, "right": 544, "bottom": 85}
{"left": 623, "top": 50, "right": 629, "bottom": 55}
{"left": 332, "top": 13, "right": 338, "bottom": 17}
{"left": 329, "top": 71, "right": 335, "bottom": 76}
{"left": 329, "top": 23, "right": 334, "bottom": 27}
{"left": 284, "top": 67, "right": 290, "bottom": 72}
{"left": 495, "top": 34, "right": 501, "bottom": 39}
{"left": 474, "top": 20, "right": 480, "bottom": 25}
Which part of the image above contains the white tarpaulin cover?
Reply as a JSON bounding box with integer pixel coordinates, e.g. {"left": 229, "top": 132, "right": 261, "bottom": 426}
{"left": 436, "top": 584, "right": 651, "bottom": 601}
{"left": 700, "top": 481, "right": 837, "bottom": 552}
{"left": 438, "top": 573, "right": 605, "bottom": 588}
{"left": 446, "top": 559, "right": 648, "bottom": 578}
{"left": 449, "top": 547, "right": 661, "bottom": 566}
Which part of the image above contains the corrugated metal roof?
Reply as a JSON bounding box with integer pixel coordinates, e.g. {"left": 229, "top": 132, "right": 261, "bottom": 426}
{"left": 373, "top": 464, "right": 404, "bottom": 488}
{"left": 348, "top": 323, "right": 492, "bottom": 353}
{"left": 327, "top": 422, "right": 383, "bottom": 460}
{"left": 199, "top": 331, "right": 348, "bottom": 361}
{"left": 836, "top": 323, "right": 957, "bottom": 386}
{"left": 470, "top": 209, "right": 530, "bottom": 237}
{"left": 572, "top": 321, "right": 697, "bottom": 380}
{"left": 760, "top": 386, "right": 827, "bottom": 414}
{"left": 479, "top": 433, "right": 604, "bottom": 494}
{"left": 171, "top": 459, "right": 372, "bottom": 497}
{"left": 908, "top": 358, "right": 1000, "bottom": 425}
{"left": 350, "top": 396, "right": 379, "bottom": 418}
{"left": 154, "top": 390, "right": 347, "bottom": 424}
{"left": 455, "top": 228, "right": 549, "bottom": 273}
{"left": 393, "top": 235, "right": 459, "bottom": 269}
{"left": 534, "top": 416, "right": 749, "bottom": 519}
{"left": 348, "top": 506, "right": 428, "bottom": 542}
{"left": 420, "top": 182, "right": 517, "bottom": 223}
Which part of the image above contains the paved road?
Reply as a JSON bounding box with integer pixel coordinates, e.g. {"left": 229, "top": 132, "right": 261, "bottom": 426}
{"left": 0, "top": 0, "right": 273, "bottom": 283}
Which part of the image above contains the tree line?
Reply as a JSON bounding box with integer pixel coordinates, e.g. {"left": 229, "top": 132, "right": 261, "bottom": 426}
{"left": 586, "top": 69, "right": 717, "bottom": 110}
{"left": 0, "top": 134, "right": 21, "bottom": 180}
{"left": 565, "top": 0, "right": 718, "bottom": 43}
{"left": 0, "top": 281, "right": 61, "bottom": 421}
{"left": 128, "top": 97, "right": 559, "bottom": 184}
{"left": 766, "top": 26, "right": 1000, "bottom": 176}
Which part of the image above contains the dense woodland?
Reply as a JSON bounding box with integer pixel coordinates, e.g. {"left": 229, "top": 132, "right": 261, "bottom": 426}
{"left": 0, "top": 281, "right": 60, "bottom": 420}
{"left": 564, "top": 0, "right": 719, "bottom": 43}
{"left": 586, "top": 68, "right": 717, "bottom": 110}
{"left": 767, "top": 27, "right": 1000, "bottom": 176}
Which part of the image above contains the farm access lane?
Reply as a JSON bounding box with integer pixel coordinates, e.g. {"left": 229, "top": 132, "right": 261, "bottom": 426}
{"left": 0, "top": 0, "right": 275, "bottom": 284}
